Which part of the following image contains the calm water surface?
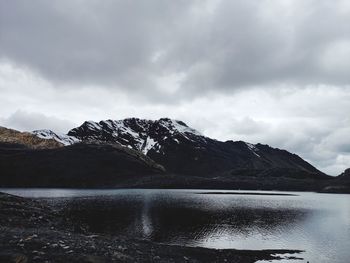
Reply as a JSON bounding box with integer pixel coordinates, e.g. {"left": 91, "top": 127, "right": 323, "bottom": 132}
{"left": 2, "top": 189, "right": 349, "bottom": 263}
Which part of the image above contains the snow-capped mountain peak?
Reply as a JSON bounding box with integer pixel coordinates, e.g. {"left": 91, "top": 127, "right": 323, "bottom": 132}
{"left": 59, "top": 118, "right": 204, "bottom": 154}
{"left": 30, "top": 117, "right": 322, "bottom": 177}
{"left": 158, "top": 118, "right": 202, "bottom": 137}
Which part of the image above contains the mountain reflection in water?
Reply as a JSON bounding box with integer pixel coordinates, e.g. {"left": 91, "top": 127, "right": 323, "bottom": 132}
{"left": 59, "top": 191, "right": 310, "bottom": 246}
{"left": 4, "top": 189, "right": 349, "bottom": 263}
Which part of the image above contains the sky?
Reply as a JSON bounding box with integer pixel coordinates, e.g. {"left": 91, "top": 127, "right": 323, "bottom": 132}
{"left": 0, "top": 0, "right": 350, "bottom": 175}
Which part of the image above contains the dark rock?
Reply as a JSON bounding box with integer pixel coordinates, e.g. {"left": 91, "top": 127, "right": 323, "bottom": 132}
{"left": 76, "top": 255, "right": 107, "bottom": 263}
{"left": 0, "top": 253, "right": 28, "bottom": 263}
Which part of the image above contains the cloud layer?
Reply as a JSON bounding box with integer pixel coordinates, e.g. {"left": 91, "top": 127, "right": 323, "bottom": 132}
{"left": 1, "top": 0, "right": 350, "bottom": 97}
{"left": 1, "top": 0, "right": 350, "bottom": 175}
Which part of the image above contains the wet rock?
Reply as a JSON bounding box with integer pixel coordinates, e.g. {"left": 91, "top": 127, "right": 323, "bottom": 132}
{"left": 153, "top": 255, "right": 161, "bottom": 260}
{"left": 112, "top": 251, "right": 132, "bottom": 261}
{"left": 0, "top": 253, "right": 28, "bottom": 263}
{"left": 77, "top": 255, "right": 107, "bottom": 263}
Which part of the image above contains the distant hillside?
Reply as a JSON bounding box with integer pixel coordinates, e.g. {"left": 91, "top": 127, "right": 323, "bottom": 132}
{"left": 0, "top": 126, "right": 63, "bottom": 149}
{"left": 0, "top": 142, "right": 165, "bottom": 188}
{"left": 319, "top": 168, "right": 350, "bottom": 193}
{"left": 339, "top": 168, "right": 350, "bottom": 179}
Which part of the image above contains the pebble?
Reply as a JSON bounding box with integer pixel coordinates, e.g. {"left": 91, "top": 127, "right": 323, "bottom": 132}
{"left": 24, "top": 234, "right": 38, "bottom": 241}
{"left": 117, "top": 245, "right": 127, "bottom": 251}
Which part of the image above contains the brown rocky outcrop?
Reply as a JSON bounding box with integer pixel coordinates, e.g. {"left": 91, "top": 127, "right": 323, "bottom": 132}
{"left": 0, "top": 127, "right": 63, "bottom": 149}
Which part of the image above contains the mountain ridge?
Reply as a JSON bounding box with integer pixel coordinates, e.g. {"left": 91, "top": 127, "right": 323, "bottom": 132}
{"left": 0, "top": 119, "right": 344, "bottom": 190}
{"left": 32, "top": 117, "right": 325, "bottom": 177}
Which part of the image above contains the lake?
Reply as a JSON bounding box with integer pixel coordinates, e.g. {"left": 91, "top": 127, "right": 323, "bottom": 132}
{"left": 2, "top": 189, "right": 349, "bottom": 263}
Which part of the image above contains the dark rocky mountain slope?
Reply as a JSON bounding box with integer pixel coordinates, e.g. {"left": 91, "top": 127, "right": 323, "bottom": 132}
{"left": 53, "top": 118, "right": 324, "bottom": 178}
{"left": 339, "top": 168, "right": 350, "bottom": 179}
{"left": 320, "top": 168, "right": 350, "bottom": 193}
{"left": 0, "top": 118, "right": 335, "bottom": 190}
{"left": 0, "top": 142, "right": 164, "bottom": 188}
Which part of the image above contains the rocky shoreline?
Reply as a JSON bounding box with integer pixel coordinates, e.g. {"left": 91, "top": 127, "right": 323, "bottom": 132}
{"left": 0, "top": 192, "right": 303, "bottom": 263}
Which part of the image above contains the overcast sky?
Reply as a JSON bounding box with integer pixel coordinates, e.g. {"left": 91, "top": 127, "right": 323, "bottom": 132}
{"left": 1, "top": 0, "right": 350, "bottom": 175}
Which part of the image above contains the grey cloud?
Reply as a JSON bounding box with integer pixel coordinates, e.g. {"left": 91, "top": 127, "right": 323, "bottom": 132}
{"left": 223, "top": 117, "right": 270, "bottom": 137}
{"left": 0, "top": 0, "right": 193, "bottom": 96}
{"left": 0, "top": 110, "right": 75, "bottom": 133}
{"left": 1, "top": 0, "right": 350, "bottom": 101}
{"left": 319, "top": 127, "right": 350, "bottom": 153}
{"left": 152, "top": 0, "right": 350, "bottom": 95}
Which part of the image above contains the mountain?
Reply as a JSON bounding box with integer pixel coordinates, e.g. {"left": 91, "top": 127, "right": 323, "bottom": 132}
{"left": 0, "top": 142, "right": 165, "bottom": 188}
{"left": 32, "top": 129, "right": 80, "bottom": 146}
{"left": 0, "top": 126, "right": 63, "bottom": 149}
{"left": 0, "top": 118, "right": 334, "bottom": 190}
{"left": 37, "top": 118, "right": 324, "bottom": 178}
{"left": 320, "top": 168, "right": 350, "bottom": 193}
{"left": 339, "top": 168, "right": 350, "bottom": 179}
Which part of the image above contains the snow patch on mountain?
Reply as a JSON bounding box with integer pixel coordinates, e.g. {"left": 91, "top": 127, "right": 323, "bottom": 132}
{"left": 32, "top": 130, "right": 80, "bottom": 146}
{"left": 245, "top": 142, "right": 261, "bottom": 157}
{"left": 86, "top": 121, "right": 101, "bottom": 130}
{"left": 159, "top": 119, "right": 202, "bottom": 137}
{"left": 142, "top": 137, "right": 157, "bottom": 154}
{"left": 118, "top": 124, "right": 140, "bottom": 138}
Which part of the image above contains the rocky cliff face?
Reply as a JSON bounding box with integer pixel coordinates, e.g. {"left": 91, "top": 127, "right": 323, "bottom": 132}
{"left": 37, "top": 118, "right": 324, "bottom": 177}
